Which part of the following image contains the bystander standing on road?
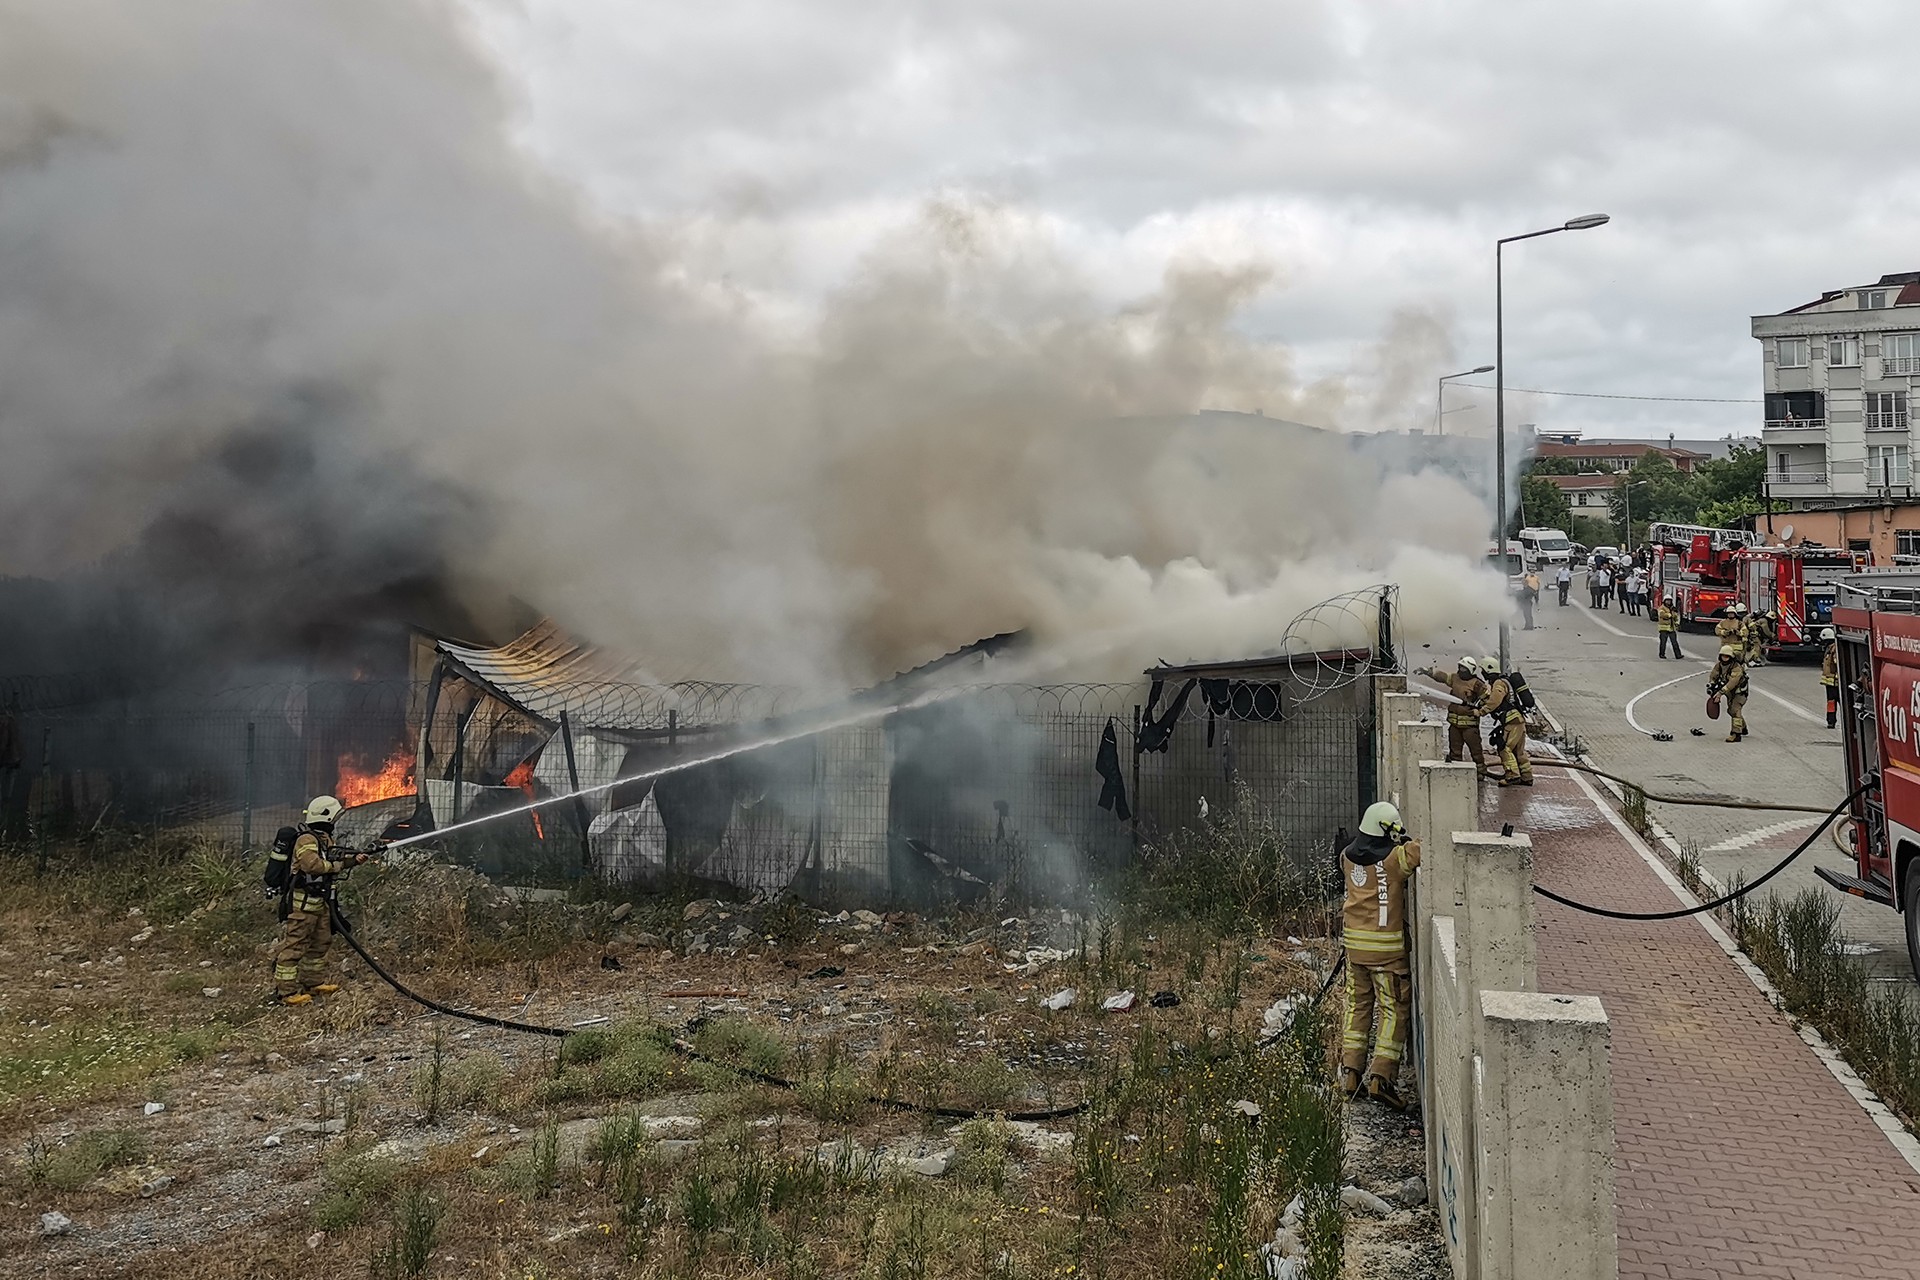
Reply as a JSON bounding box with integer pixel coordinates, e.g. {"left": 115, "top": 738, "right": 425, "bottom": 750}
{"left": 1518, "top": 570, "right": 1539, "bottom": 631}
{"left": 1596, "top": 564, "right": 1613, "bottom": 609}
{"left": 1556, "top": 563, "right": 1572, "bottom": 606}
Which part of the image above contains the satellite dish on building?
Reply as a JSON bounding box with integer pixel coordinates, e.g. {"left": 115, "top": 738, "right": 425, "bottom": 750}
{"left": 1781, "top": 523, "right": 1795, "bottom": 541}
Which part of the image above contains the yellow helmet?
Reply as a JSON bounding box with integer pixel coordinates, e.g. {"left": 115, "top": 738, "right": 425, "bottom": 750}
{"left": 304, "top": 795, "right": 344, "bottom": 826}
{"left": 1719, "top": 644, "right": 1738, "bottom": 658}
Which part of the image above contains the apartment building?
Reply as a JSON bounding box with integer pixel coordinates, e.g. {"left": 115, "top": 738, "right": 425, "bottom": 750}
{"left": 1754, "top": 271, "right": 1920, "bottom": 506}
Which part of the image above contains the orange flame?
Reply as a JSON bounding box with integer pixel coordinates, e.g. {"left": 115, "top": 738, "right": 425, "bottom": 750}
{"left": 505, "top": 759, "right": 545, "bottom": 839}
{"left": 336, "top": 747, "right": 416, "bottom": 807}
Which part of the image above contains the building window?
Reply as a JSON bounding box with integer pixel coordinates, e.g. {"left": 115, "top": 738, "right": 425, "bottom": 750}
{"left": 1898, "top": 530, "right": 1920, "bottom": 558}
{"left": 1776, "top": 337, "right": 1808, "bottom": 367}
{"left": 1868, "top": 444, "right": 1910, "bottom": 486}
{"left": 1867, "top": 390, "right": 1909, "bottom": 431}
{"left": 1828, "top": 335, "right": 1860, "bottom": 366}
{"left": 1886, "top": 332, "right": 1920, "bottom": 375}
{"left": 1863, "top": 289, "right": 1890, "bottom": 310}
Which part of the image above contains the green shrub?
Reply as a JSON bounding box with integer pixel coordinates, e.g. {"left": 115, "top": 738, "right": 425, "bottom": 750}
{"left": 43, "top": 1129, "right": 146, "bottom": 1191}
{"left": 694, "top": 1018, "right": 787, "bottom": 1076}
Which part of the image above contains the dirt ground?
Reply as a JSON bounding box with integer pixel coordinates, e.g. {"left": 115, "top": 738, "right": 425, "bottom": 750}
{"left": 0, "top": 848, "right": 1444, "bottom": 1278}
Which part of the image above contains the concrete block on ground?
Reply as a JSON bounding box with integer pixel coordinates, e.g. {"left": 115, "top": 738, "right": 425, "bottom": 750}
{"left": 1474, "top": 990, "right": 1616, "bottom": 1280}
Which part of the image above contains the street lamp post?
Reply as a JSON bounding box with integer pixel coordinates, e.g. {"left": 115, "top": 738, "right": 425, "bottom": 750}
{"left": 1436, "top": 364, "right": 1495, "bottom": 436}
{"left": 1496, "top": 213, "right": 1610, "bottom": 674}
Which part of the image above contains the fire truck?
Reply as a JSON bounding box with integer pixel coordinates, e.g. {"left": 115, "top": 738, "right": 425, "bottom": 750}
{"left": 1647, "top": 522, "right": 1759, "bottom": 626}
{"left": 1735, "top": 544, "right": 1867, "bottom": 658}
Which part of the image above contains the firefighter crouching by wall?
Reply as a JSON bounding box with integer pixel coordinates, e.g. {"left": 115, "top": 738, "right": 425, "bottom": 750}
{"left": 1479, "top": 656, "right": 1533, "bottom": 787}
{"left": 1821, "top": 626, "right": 1839, "bottom": 728}
{"left": 268, "top": 795, "right": 373, "bottom": 1006}
{"left": 1339, "top": 802, "right": 1422, "bottom": 1110}
{"left": 1707, "top": 645, "right": 1750, "bottom": 744}
{"left": 1419, "top": 656, "right": 1490, "bottom": 775}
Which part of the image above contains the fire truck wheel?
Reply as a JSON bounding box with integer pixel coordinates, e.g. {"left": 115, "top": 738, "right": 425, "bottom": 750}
{"left": 1906, "top": 871, "right": 1920, "bottom": 986}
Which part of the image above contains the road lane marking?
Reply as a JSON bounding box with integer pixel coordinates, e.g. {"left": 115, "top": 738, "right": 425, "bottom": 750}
{"left": 1623, "top": 670, "right": 1703, "bottom": 737}
{"left": 1750, "top": 684, "right": 1823, "bottom": 724}
{"left": 1706, "top": 817, "right": 1821, "bottom": 852}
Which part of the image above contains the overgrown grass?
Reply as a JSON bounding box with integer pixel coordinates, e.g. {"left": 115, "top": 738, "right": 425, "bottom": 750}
{"left": 35, "top": 1127, "right": 147, "bottom": 1191}
{"left": 1129, "top": 782, "right": 1333, "bottom": 935}
{"left": 1736, "top": 888, "right": 1920, "bottom": 1125}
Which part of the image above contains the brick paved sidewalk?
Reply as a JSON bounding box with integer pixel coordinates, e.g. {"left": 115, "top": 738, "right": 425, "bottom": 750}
{"left": 1482, "top": 768, "right": 1920, "bottom": 1280}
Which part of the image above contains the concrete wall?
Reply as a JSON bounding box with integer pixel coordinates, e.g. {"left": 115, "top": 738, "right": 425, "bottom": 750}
{"left": 1390, "top": 720, "right": 1618, "bottom": 1280}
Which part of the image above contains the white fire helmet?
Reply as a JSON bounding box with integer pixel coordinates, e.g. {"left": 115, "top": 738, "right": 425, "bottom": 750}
{"left": 1821, "top": 627, "right": 1837, "bottom": 641}
{"left": 1457, "top": 656, "right": 1481, "bottom": 677}
{"left": 1719, "top": 644, "right": 1738, "bottom": 658}
{"left": 1730, "top": 603, "right": 1747, "bottom": 615}
{"left": 1360, "top": 801, "right": 1405, "bottom": 839}
{"left": 1483, "top": 655, "right": 1501, "bottom": 678}
{"left": 304, "top": 795, "right": 344, "bottom": 826}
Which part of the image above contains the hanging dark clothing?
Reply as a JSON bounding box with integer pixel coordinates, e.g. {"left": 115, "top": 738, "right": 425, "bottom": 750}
{"left": 1095, "top": 719, "right": 1132, "bottom": 820}
{"left": 1137, "top": 678, "right": 1196, "bottom": 754}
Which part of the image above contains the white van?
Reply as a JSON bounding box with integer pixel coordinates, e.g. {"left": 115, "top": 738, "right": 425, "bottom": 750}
{"left": 1486, "top": 539, "right": 1526, "bottom": 581}
{"left": 1517, "top": 527, "right": 1573, "bottom": 568}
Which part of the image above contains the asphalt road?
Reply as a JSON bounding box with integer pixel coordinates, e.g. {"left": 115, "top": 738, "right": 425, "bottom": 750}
{"left": 1413, "top": 576, "right": 1916, "bottom": 990}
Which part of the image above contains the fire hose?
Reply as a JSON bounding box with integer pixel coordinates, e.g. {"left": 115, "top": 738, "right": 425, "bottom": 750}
{"left": 327, "top": 898, "right": 1094, "bottom": 1121}
{"left": 1529, "top": 778, "right": 1872, "bottom": 922}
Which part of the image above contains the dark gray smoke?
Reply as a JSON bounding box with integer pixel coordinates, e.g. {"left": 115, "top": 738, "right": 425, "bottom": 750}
{"left": 0, "top": 0, "right": 1506, "bottom": 695}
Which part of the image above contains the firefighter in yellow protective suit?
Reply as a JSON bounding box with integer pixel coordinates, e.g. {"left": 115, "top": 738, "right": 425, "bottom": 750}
{"left": 1820, "top": 626, "right": 1839, "bottom": 729}
{"left": 1419, "top": 656, "right": 1490, "bottom": 774}
{"left": 1656, "top": 595, "right": 1685, "bottom": 660}
{"left": 1707, "top": 645, "right": 1749, "bottom": 744}
{"left": 270, "top": 795, "right": 372, "bottom": 1005}
{"left": 1339, "top": 801, "right": 1422, "bottom": 1110}
{"left": 1744, "top": 610, "right": 1774, "bottom": 668}
{"left": 1478, "top": 656, "right": 1533, "bottom": 787}
{"left": 1715, "top": 603, "right": 1746, "bottom": 649}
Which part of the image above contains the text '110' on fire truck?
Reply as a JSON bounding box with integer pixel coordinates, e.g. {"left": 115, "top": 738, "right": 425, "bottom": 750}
{"left": 1827, "top": 572, "right": 1920, "bottom": 979}
{"left": 1647, "top": 522, "right": 1758, "bottom": 626}
{"left": 1736, "top": 542, "right": 1868, "bottom": 659}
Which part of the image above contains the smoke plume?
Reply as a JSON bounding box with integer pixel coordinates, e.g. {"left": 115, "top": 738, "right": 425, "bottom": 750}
{"left": 0, "top": 0, "right": 1506, "bottom": 692}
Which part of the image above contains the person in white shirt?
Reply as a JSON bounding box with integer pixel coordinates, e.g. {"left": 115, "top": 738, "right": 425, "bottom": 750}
{"left": 1556, "top": 564, "right": 1572, "bottom": 606}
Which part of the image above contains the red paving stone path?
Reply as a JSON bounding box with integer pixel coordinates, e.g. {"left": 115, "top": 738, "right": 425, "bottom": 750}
{"left": 1482, "top": 769, "right": 1920, "bottom": 1280}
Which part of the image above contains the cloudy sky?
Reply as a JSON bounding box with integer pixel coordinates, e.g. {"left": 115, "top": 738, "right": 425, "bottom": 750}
{"left": 466, "top": 0, "right": 1920, "bottom": 443}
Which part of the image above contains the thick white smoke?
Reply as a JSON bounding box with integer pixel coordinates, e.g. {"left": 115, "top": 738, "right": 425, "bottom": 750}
{"left": 0, "top": 0, "right": 1507, "bottom": 690}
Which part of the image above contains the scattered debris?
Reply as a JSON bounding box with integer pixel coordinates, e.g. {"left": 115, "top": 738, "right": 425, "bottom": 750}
{"left": 200, "top": 987, "right": 222, "bottom": 998}
{"left": 262, "top": 1134, "right": 283, "bottom": 1148}
{"left": 572, "top": 1016, "right": 612, "bottom": 1028}
{"left": 129, "top": 927, "right": 154, "bottom": 945}
{"left": 143, "top": 1102, "right": 166, "bottom": 1116}
{"left": 1340, "top": 1183, "right": 1395, "bottom": 1216}
{"left": 1396, "top": 1175, "right": 1429, "bottom": 1207}
{"left": 1149, "top": 990, "right": 1181, "bottom": 1008}
{"left": 1262, "top": 996, "right": 1302, "bottom": 1029}
{"left": 1231, "top": 1099, "right": 1262, "bottom": 1118}
{"left": 296, "top": 1118, "right": 348, "bottom": 1136}
{"left": 600, "top": 954, "right": 623, "bottom": 971}
{"left": 1003, "top": 1121, "right": 1075, "bottom": 1157}
{"left": 1005, "top": 947, "right": 1074, "bottom": 976}
{"left": 139, "top": 1175, "right": 175, "bottom": 1198}
{"left": 40, "top": 1212, "right": 74, "bottom": 1238}
{"left": 1040, "top": 988, "right": 1076, "bottom": 1011}
{"left": 608, "top": 902, "right": 634, "bottom": 924}
{"left": 906, "top": 1149, "right": 954, "bottom": 1177}
{"left": 1689, "top": 727, "right": 1705, "bottom": 737}
{"left": 805, "top": 966, "right": 845, "bottom": 980}
{"left": 1101, "top": 991, "right": 1136, "bottom": 1012}
{"left": 305, "top": 1231, "right": 326, "bottom": 1250}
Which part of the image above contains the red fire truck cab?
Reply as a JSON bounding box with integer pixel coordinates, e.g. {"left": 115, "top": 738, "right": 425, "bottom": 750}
{"left": 1737, "top": 544, "right": 1867, "bottom": 659}
{"left": 1828, "top": 574, "right": 1920, "bottom": 978}
{"left": 1648, "top": 522, "right": 1759, "bottom": 626}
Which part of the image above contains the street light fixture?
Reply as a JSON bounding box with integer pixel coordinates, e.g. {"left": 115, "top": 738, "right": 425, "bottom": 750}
{"left": 1495, "top": 213, "right": 1610, "bottom": 674}
{"left": 1435, "top": 364, "right": 1495, "bottom": 436}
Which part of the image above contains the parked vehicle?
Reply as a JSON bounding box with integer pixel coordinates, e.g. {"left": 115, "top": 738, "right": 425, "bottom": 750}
{"left": 1485, "top": 540, "right": 1525, "bottom": 580}
{"left": 1826, "top": 573, "right": 1920, "bottom": 977}
{"left": 1646, "top": 522, "right": 1759, "bottom": 626}
{"left": 1517, "top": 527, "right": 1574, "bottom": 568}
{"left": 1736, "top": 544, "right": 1868, "bottom": 658}
{"left": 1589, "top": 545, "right": 1621, "bottom": 568}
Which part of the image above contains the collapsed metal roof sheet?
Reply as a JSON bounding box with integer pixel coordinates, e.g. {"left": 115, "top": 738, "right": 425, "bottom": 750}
{"left": 432, "top": 619, "right": 791, "bottom": 732}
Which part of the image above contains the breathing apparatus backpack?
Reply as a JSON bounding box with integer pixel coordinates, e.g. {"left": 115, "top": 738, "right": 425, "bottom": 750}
{"left": 264, "top": 825, "right": 301, "bottom": 919}
{"left": 1507, "top": 669, "right": 1537, "bottom": 712}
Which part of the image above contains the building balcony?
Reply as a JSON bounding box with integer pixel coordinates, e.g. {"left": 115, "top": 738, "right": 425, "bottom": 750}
{"left": 1763, "top": 418, "right": 1826, "bottom": 441}
{"left": 1769, "top": 470, "right": 1830, "bottom": 493}
{"left": 1867, "top": 412, "right": 1911, "bottom": 432}
{"left": 1884, "top": 357, "right": 1920, "bottom": 375}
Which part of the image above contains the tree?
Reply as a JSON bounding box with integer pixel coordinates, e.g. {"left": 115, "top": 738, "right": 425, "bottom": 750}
{"left": 1516, "top": 474, "right": 1572, "bottom": 535}
{"left": 1606, "top": 452, "right": 1697, "bottom": 538}
{"left": 1694, "top": 444, "right": 1766, "bottom": 508}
